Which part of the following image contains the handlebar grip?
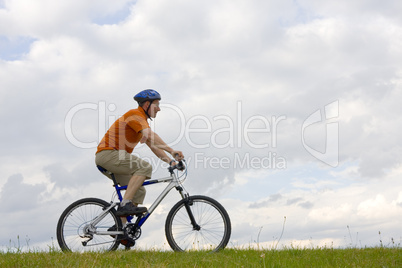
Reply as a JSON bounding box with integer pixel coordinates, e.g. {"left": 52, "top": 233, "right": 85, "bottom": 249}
{"left": 168, "top": 159, "right": 186, "bottom": 173}
{"left": 173, "top": 153, "right": 181, "bottom": 161}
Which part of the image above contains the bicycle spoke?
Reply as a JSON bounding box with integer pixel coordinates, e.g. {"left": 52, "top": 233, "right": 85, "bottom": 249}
{"left": 57, "top": 198, "right": 122, "bottom": 252}
{"left": 166, "top": 196, "right": 231, "bottom": 252}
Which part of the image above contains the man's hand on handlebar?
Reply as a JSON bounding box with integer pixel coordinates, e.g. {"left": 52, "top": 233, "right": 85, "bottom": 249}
{"left": 169, "top": 158, "right": 185, "bottom": 172}
{"left": 171, "top": 150, "right": 184, "bottom": 161}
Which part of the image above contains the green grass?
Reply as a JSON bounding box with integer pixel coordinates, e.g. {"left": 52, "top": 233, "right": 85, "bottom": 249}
{"left": 1, "top": 247, "right": 401, "bottom": 267}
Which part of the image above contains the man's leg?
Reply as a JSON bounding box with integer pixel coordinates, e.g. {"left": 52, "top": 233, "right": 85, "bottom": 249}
{"left": 120, "top": 185, "right": 146, "bottom": 225}
{"left": 109, "top": 152, "right": 152, "bottom": 217}
{"left": 116, "top": 174, "right": 149, "bottom": 217}
{"left": 124, "top": 175, "right": 147, "bottom": 201}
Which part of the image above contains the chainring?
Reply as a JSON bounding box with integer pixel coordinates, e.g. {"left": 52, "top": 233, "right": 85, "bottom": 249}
{"left": 124, "top": 223, "right": 142, "bottom": 241}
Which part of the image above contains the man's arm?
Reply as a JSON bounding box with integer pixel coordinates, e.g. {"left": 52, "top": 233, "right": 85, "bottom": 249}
{"left": 145, "top": 139, "right": 173, "bottom": 164}
{"left": 141, "top": 128, "right": 184, "bottom": 163}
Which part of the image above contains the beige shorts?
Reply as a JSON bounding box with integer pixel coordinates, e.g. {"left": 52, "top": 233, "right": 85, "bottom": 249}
{"left": 95, "top": 150, "right": 152, "bottom": 204}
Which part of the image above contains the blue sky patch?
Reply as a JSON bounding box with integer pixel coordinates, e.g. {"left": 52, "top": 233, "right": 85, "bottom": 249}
{"left": 92, "top": 1, "right": 136, "bottom": 25}
{"left": 0, "top": 35, "right": 36, "bottom": 61}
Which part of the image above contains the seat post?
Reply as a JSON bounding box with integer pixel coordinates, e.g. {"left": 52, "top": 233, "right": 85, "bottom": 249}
{"left": 110, "top": 173, "right": 119, "bottom": 187}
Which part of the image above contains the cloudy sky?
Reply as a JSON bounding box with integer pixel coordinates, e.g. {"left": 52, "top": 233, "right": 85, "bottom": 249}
{"left": 1, "top": 0, "right": 402, "bottom": 251}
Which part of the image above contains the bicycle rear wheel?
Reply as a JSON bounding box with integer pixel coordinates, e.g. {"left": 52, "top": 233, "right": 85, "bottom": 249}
{"left": 56, "top": 198, "right": 122, "bottom": 252}
{"left": 165, "top": 195, "right": 231, "bottom": 252}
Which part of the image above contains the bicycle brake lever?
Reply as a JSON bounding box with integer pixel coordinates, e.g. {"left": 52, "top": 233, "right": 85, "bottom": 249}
{"left": 176, "top": 160, "right": 185, "bottom": 171}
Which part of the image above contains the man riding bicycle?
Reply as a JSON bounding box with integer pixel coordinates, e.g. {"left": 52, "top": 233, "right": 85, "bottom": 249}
{"left": 95, "top": 89, "right": 184, "bottom": 218}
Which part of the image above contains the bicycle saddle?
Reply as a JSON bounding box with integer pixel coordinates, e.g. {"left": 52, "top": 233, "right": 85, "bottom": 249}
{"left": 97, "top": 165, "right": 109, "bottom": 173}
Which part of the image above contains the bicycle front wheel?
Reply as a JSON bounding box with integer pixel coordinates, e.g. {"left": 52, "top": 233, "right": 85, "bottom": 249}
{"left": 165, "top": 195, "right": 231, "bottom": 252}
{"left": 56, "top": 198, "right": 122, "bottom": 252}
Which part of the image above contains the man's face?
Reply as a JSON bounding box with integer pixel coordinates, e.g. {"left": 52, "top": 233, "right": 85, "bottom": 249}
{"left": 148, "top": 100, "right": 160, "bottom": 118}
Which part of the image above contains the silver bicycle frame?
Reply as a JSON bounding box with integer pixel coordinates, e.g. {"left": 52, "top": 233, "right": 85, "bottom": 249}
{"left": 93, "top": 171, "right": 185, "bottom": 236}
{"left": 146, "top": 172, "right": 185, "bottom": 214}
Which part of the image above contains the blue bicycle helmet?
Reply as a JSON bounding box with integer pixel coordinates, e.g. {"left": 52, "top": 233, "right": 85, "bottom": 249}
{"left": 134, "top": 89, "right": 161, "bottom": 119}
{"left": 134, "top": 89, "right": 161, "bottom": 104}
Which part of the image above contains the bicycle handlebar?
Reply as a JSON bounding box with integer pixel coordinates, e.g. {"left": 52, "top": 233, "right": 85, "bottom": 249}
{"left": 168, "top": 159, "right": 186, "bottom": 173}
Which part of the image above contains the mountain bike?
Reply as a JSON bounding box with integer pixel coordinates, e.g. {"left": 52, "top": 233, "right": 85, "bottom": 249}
{"left": 56, "top": 160, "right": 231, "bottom": 252}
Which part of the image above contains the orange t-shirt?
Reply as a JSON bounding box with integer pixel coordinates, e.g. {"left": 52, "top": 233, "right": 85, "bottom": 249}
{"left": 96, "top": 108, "right": 149, "bottom": 154}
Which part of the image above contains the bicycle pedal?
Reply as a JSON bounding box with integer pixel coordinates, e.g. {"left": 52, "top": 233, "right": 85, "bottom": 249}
{"left": 124, "top": 243, "right": 134, "bottom": 250}
{"left": 120, "top": 238, "right": 135, "bottom": 248}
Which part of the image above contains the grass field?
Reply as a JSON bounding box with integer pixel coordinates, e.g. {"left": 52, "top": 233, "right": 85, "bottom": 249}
{"left": 1, "top": 247, "right": 401, "bottom": 267}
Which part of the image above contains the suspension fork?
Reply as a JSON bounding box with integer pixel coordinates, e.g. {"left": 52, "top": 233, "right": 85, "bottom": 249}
{"left": 176, "top": 186, "right": 201, "bottom": 231}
